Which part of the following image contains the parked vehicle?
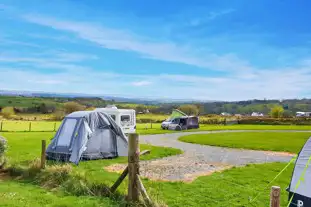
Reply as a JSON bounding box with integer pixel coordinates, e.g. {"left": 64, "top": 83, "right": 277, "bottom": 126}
{"left": 161, "top": 116, "right": 199, "bottom": 131}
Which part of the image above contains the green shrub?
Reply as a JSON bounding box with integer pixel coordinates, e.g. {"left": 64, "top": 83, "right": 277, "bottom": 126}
{"left": 64, "top": 102, "right": 85, "bottom": 114}
{"left": 0, "top": 136, "right": 7, "bottom": 168}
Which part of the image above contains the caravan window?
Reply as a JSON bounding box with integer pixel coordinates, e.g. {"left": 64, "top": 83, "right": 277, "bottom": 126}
{"left": 57, "top": 118, "right": 77, "bottom": 147}
{"left": 121, "top": 115, "right": 130, "bottom": 126}
{"left": 121, "top": 115, "right": 130, "bottom": 122}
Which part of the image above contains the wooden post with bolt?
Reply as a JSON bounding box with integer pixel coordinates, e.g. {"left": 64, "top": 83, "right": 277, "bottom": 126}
{"left": 109, "top": 132, "right": 155, "bottom": 206}
{"left": 270, "top": 186, "right": 281, "bottom": 207}
{"left": 41, "top": 140, "right": 46, "bottom": 169}
{"left": 128, "top": 133, "right": 140, "bottom": 202}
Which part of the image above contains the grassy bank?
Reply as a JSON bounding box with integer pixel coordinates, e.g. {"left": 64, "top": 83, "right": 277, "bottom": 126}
{"left": 179, "top": 132, "right": 311, "bottom": 153}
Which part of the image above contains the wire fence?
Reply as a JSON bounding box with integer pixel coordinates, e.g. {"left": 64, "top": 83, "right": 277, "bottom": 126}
{"left": 0, "top": 121, "right": 159, "bottom": 132}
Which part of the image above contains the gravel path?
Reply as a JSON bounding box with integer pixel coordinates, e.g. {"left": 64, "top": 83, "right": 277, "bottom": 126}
{"left": 106, "top": 130, "right": 308, "bottom": 182}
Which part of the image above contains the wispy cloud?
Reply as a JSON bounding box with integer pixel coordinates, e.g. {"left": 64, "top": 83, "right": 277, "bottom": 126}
{"left": 54, "top": 52, "right": 98, "bottom": 62}
{"left": 188, "top": 8, "right": 235, "bottom": 26}
{"left": 208, "top": 9, "right": 235, "bottom": 20}
{"left": 22, "top": 14, "right": 250, "bottom": 72}
{"left": 0, "top": 37, "right": 41, "bottom": 48}
{"left": 0, "top": 51, "right": 97, "bottom": 72}
{"left": 28, "top": 33, "right": 79, "bottom": 43}
{"left": 131, "top": 81, "right": 152, "bottom": 86}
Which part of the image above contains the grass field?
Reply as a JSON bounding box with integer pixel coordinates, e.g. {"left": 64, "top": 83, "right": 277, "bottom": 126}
{"left": 0, "top": 131, "right": 299, "bottom": 206}
{"left": 179, "top": 132, "right": 311, "bottom": 153}
{"left": 1, "top": 120, "right": 311, "bottom": 134}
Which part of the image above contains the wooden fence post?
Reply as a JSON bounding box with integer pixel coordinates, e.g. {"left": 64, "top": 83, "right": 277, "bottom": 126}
{"left": 128, "top": 133, "right": 140, "bottom": 202}
{"left": 0, "top": 122, "right": 2, "bottom": 132}
{"left": 41, "top": 140, "right": 46, "bottom": 169}
{"left": 150, "top": 121, "right": 152, "bottom": 129}
{"left": 53, "top": 122, "right": 57, "bottom": 132}
{"left": 270, "top": 186, "right": 280, "bottom": 207}
{"left": 29, "top": 122, "right": 32, "bottom": 132}
{"left": 110, "top": 150, "right": 150, "bottom": 194}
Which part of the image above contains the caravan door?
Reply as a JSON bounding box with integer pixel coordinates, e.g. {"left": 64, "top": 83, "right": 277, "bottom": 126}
{"left": 120, "top": 112, "right": 136, "bottom": 134}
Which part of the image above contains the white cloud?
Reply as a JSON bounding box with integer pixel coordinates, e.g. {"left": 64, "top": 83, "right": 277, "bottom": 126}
{"left": 22, "top": 14, "right": 251, "bottom": 72}
{"left": 131, "top": 81, "right": 152, "bottom": 86}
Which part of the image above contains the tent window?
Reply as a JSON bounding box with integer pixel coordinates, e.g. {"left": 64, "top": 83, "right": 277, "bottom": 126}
{"left": 57, "top": 119, "right": 77, "bottom": 147}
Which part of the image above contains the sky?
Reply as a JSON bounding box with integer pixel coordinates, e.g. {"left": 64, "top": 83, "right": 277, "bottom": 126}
{"left": 1, "top": 0, "right": 311, "bottom": 101}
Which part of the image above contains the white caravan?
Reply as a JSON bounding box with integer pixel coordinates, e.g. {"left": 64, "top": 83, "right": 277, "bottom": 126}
{"left": 94, "top": 105, "right": 136, "bottom": 134}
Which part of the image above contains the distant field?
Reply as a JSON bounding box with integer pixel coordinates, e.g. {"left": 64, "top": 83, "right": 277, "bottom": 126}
{"left": 0, "top": 120, "right": 310, "bottom": 134}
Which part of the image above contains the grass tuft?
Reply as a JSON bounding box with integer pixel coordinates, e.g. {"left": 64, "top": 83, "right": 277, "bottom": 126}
{"left": 38, "top": 164, "right": 72, "bottom": 188}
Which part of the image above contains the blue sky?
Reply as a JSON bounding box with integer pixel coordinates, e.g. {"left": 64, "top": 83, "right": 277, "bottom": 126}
{"left": 1, "top": 0, "right": 311, "bottom": 101}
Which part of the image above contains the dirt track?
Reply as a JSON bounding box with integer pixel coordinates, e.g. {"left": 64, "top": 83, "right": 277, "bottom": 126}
{"left": 106, "top": 130, "right": 306, "bottom": 182}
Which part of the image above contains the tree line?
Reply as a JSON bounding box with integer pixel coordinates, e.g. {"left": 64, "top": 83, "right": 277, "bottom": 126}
{"left": 0, "top": 96, "right": 311, "bottom": 119}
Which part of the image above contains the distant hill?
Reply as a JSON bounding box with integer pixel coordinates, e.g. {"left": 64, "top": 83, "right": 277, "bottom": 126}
{"left": 0, "top": 90, "right": 213, "bottom": 104}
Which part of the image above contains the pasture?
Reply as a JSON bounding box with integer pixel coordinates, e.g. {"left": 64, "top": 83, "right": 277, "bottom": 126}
{"left": 0, "top": 120, "right": 311, "bottom": 134}
{"left": 0, "top": 129, "right": 305, "bottom": 206}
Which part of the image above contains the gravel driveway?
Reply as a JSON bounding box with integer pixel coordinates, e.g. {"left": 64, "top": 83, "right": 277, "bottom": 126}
{"left": 106, "top": 130, "right": 306, "bottom": 182}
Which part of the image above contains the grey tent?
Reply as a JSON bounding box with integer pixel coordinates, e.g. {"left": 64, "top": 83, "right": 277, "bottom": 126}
{"left": 287, "top": 136, "right": 311, "bottom": 207}
{"left": 46, "top": 111, "right": 128, "bottom": 165}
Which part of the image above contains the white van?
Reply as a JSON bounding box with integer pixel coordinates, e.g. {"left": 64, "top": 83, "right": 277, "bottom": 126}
{"left": 94, "top": 105, "right": 136, "bottom": 134}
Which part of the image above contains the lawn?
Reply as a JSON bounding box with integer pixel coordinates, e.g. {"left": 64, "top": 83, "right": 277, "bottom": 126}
{"left": 179, "top": 132, "right": 311, "bottom": 153}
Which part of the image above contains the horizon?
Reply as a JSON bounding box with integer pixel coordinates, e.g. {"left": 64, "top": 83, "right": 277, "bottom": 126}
{"left": 1, "top": 0, "right": 311, "bottom": 101}
{"left": 1, "top": 89, "right": 309, "bottom": 104}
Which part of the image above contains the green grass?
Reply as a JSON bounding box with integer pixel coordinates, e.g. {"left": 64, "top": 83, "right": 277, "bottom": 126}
{"left": 0, "top": 180, "right": 119, "bottom": 207}
{"left": 179, "top": 132, "right": 311, "bottom": 153}
{"left": 0, "top": 131, "right": 300, "bottom": 206}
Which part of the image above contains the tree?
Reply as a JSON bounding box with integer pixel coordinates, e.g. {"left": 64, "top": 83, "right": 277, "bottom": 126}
{"left": 135, "top": 105, "right": 146, "bottom": 113}
{"left": 178, "top": 105, "right": 199, "bottom": 116}
{"left": 1, "top": 107, "right": 15, "bottom": 119}
{"left": 52, "top": 109, "right": 66, "bottom": 121}
{"left": 270, "top": 105, "right": 284, "bottom": 118}
{"left": 63, "top": 102, "right": 85, "bottom": 114}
